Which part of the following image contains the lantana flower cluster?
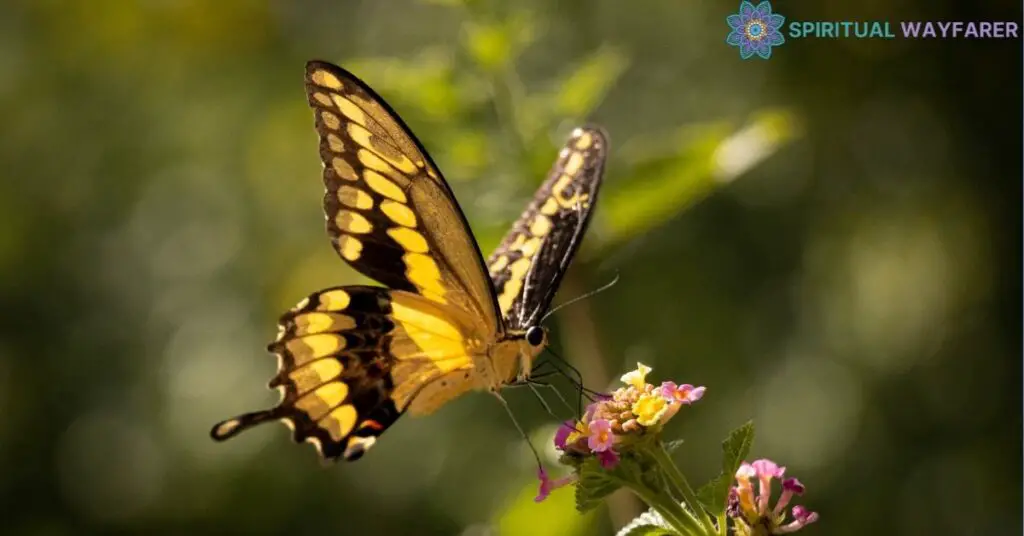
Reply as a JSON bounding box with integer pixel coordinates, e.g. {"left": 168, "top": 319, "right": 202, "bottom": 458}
{"left": 728, "top": 459, "right": 819, "bottom": 534}
{"left": 537, "top": 362, "right": 705, "bottom": 501}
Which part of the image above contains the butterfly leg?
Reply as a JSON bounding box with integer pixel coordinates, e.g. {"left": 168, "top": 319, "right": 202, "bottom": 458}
{"left": 492, "top": 390, "right": 543, "bottom": 469}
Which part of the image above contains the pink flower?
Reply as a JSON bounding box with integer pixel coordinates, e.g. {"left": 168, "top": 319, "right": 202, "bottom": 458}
{"left": 751, "top": 459, "right": 785, "bottom": 513}
{"left": 597, "top": 449, "right": 620, "bottom": 469}
{"left": 659, "top": 381, "right": 707, "bottom": 405}
{"left": 535, "top": 467, "right": 575, "bottom": 502}
{"left": 728, "top": 459, "right": 818, "bottom": 534}
{"left": 554, "top": 421, "right": 576, "bottom": 450}
{"left": 777, "top": 506, "right": 819, "bottom": 534}
{"left": 587, "top": 419, "right": 614, "bottom": 452}
{"left": 774, "top": 478, "right": 805, "bottom": 515}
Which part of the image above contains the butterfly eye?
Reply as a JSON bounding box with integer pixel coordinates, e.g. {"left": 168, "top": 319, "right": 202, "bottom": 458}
{"left": 526, "top": 326, "right": 546, "bottom": 347}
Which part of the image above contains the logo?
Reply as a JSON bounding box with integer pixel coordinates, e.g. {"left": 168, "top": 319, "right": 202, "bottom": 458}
{"left": 726, "top": 1, "right": 786, "bottom": 60}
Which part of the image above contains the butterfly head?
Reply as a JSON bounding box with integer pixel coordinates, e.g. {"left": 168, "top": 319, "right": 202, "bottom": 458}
{"left": 525, "top": 325, "right": 547, "bottom": 348}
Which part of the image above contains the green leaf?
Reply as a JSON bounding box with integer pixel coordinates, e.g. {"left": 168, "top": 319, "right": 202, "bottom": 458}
{"left": 619, "top": 524, "right": 675, "bottom": 536}
{"left": 722, "top": 421, "right": 755, "bottom": 475}
{"left": 696, "top": 421, "right": 755, "bottom": 513}
{"left": 575, "top": 457, "right": 622, "bottom": 513}
{"left": 597, "top": 111, "right": 798, "bottom": 249}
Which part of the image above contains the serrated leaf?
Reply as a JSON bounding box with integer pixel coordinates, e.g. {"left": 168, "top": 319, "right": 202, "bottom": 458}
{"left": 575, "top": 458, "right": 622, "bottom": 513}
{"left": 696, "top": 421, "right": 755, "bottom": 512}
{"left": 619, "top": 525, "right": 675, "bottom": 536}
{"left": 722, "top": 421, "right": 755, "bottom": 475}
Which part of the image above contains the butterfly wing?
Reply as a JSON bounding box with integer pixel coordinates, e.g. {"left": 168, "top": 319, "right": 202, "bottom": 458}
{"left": 305, "top": 60, "right": 501, "bottom": 335}
{"left": 210, "top": 61, "right": 507, "bottom": 462}
{"left": 487, "top": 127, "right": 608, "bottom": 329}
{"left": 210, "top": 286, "right": 481, "bottom": 461}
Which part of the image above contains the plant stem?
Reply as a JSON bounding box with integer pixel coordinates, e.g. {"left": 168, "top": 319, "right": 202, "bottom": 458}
{"left": 651, "top": 441, "right": 719, "bottom": 535}
{"left": 618, "top": 478, "right": 704, "bottom": 536}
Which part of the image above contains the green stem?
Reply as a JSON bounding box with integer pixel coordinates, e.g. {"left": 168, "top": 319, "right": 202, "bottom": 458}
{"left": 651, "top": 441, "right": 719, "bottom": 535}
{"left": 617, "top": 478, "right": 704, "bottom": 536}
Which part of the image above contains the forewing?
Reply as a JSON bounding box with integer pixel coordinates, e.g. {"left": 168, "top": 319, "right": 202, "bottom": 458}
{"left": 304, "top": 60, "right": 500, "bottom": 335}
{"left": 487, "top": 126, "right": 608, "bottom": 329}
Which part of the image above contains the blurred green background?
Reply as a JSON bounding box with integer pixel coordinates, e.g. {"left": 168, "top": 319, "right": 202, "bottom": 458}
{"left": 1, "top": 1, "right": 1019, "bottom": 535}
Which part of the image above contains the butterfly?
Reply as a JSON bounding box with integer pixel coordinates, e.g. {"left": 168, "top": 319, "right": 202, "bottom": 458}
{"left": 209, "top": 60, "right": 608, "bottom": 462}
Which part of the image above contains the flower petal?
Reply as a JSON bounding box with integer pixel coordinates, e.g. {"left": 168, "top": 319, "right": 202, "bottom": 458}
{"left": 620, "top": 362, "right": 652, "bottom": 389}
{"left": 754, "top": 1, "right": 772, "bottom": 19}
{"left": 554, "top": 421, "right": 575, "bottom": 450}
{"left": 726, "top": 13, "right": 745, "bottom": 30}
{"left": 726, "top": 30, "right": 746, "bottom": 46}
{"left": 768, "top": 13, "right": 786, "bottom": 30}
{"left": 739, "top": 1, "right": 755, "bottom": 21}
{"left": 597, "top": 449, "right": 620, "bottom": 469}
{"left": 587, "top": 419, "right": 614, "bottom": 452}
{"left": 739, "top": 40, "right": 756, "bottom": 59}
{"left": 767, "top": 30, "right": 785, "bottom": 47}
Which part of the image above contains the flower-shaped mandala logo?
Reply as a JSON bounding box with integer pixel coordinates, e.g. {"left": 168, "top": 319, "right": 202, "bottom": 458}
{"left": 726, "top": 1, "right": 786, "bottom": 60}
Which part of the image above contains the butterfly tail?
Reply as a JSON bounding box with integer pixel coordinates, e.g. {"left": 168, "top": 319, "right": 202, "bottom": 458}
{"left": 210, "top": 408, "right": 282, "bottom": 442}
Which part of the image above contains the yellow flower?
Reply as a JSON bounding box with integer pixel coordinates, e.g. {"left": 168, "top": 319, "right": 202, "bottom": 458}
{"left": 620, "top": 362, "right": 652, "bottom": 389}
{"left": 632, "top": 392, "right": 670, "bottom": 426}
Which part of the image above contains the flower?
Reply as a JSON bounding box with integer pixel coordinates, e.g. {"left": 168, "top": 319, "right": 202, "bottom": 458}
{"left": 620, "top": 362, "right": 651, "bottom": 389}
{"left": 659, "top": 381, "right": 706, "bottom": 405}
{"left": 597, "top": 449, "right": 620, "bottom": 469}
{"left": 554, "top": 420, "right": 580, "bottom": 450}
{"left": 535, "top": 467, "right": 575, "bottom": 502}
{"left": 587, "top": 418, "right": 615, "bottom": 452}
{"left": 632, "top": 392, "right": 670, "bottom": 426}
{"left": 726, "top": 1, "right": 786, "bottom": 60}
{"left": 728, "top": 458, "right": 819, "bottom": 534}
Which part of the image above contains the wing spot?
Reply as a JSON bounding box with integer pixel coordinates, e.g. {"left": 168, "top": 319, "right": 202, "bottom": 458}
{"left": 320, "top": 110, "right": 341, "bottom": 131}
{"left": 575, "top": 131, "right": 594, "bottom": 149}
{"left": 317, "top": 290, "right": 350, "bottom": 311}
{"left": 336, "top": 210, "right": 372, "bottom": 234}
{"left": 387, "top": 227, "right": 429, "bottom": 253}
{"left": 563, "top": 152, "right": 584, "bottom": 175}
{"left": 326, "top": 133, "right": 345, "bottom": 153}
{"left": 380, "top": 200, "right": 417, "bottom": 227}
{"left": 331, "top": 158, "right": 358, "bottom": 181}
{"left": 489, "top": 255, "right": 509, "bottom": 273}
{"left": 311, "top": 69, "right": 343, "bottom": 89}
{"left": 286, "top": 333, "right": 344, "bottom": 361}
{"left": 344, "top": 436, "right": 376, "bottom": 461}
{"left": 529, "top": 215, "right": 552, "bottom": 237}
{"left": 540, "top": 198, "right": 560, "bottom": 216}
{"left": 294, "top": 296, "right": 311, "bottom": 311}
{"left": 518, "top": 237, "right": 541, "bottom": 257}
{"left": 402, "top": 253, "right": 447, "bottom": 301}
{"left": 313, "top": 92, "right": 333, "bottom": 107}
{"left": 364, "top": 170, "right": 408, "bottom": 202}
{"left": 333, "top": 95, "right": 367, "bottom": 126}
{"left": 338, "top": 185, "right": 374, "bottom": 210}
{"left": 323, "top": 404, "right": 358, "bottom": 441}
{"left": 498, "top": 257, "right": 534, "bottom": 314}
{"left": 289, "top": 358, "right": 344, "bottom": 393}
{"left": 295, "top": 381, "right": 349, "bottom": 420}
{"left": 338, "top": 235, "right": 363, "bottom": 261}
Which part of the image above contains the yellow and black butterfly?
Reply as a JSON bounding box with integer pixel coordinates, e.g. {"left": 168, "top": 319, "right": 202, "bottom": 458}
{"left": 209, "top": 60, "right": 608, "bottom": 462}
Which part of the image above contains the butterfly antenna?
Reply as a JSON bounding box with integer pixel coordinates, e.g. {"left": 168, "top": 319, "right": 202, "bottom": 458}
{"left": 540, "top": 272, "right": 620, "bottom": 324}
{"left": 492, "top": 391, "right": 543, "bottom": 470}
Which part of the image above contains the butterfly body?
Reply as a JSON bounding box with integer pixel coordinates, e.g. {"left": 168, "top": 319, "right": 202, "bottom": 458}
{"left": 210, "top": 60, "right": 607, "bottom": 462}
